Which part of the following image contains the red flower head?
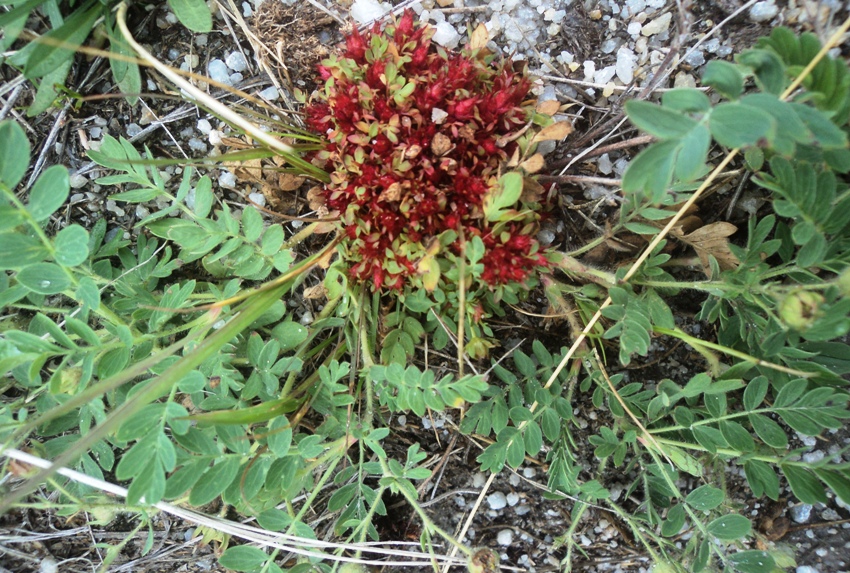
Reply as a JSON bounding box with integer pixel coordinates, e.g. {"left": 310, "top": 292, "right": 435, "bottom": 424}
{"left": 304, "top": 10, "right": 551, "bottom": 296}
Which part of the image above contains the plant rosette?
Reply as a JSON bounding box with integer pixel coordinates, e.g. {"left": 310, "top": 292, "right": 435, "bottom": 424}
{"left": 303, "top": 11, "right": 567, "bottom": 328}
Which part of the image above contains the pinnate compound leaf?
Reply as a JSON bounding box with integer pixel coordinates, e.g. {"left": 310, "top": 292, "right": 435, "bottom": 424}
{"left": 702, "top": 60, "right": 744, "bottom": 100}
{"left": 218, "top": 546, "right": 268, "bottom": 572}
{"left": 781, "top": 464, "right": 827, "bottom": 504}
{"left": 54, "top": 224, "right": 90, "bottom": 267}
{"left": 686, "top": 485, "right": 724, "bottom": 511}
{"left": 28, "top": 165, "right": 70, "bottom": 222}
{"left": 728, "top": 550, "right": 775, "bottom": 573}
{"left": 709, "top": 102, "right": 776, "bottom": 149}
{"left": 16, "top": 263, "right": 71, "bottom": 294}
{"left": 0, "top": 121, "right": 30, "bottom": 188}
{"left": 745, "top": 460, "right": 780, "bottom": 500}
{"left": 706, "top": 514, "right": 752, "bottom": 540}
{"left": 168, "top": 0, "right": 213, "bottom": 32}
{"left": 748, "top": 413, "right": 788, "bottom": 449}
{"left": 190, "top": 458, "right": 242, "bottom": 506}
{"left": 625, "top": 100, "right": 699, "bottom": 139}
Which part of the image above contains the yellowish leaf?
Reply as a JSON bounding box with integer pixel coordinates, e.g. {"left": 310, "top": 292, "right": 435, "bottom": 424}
{"left": 303, "top": 284, "right": 328, "bottom": 300}
{"left": 417, "top": 256, "right": 440, "bottom": 292}
{"left": 278, "top": 173, "right": 304, "bottom": 191}
{"left": 469, "top": 23, "right": 489, "bottom": 51}
{"left": 532, "top": 121, "right": 573, "bottom": 143}
{"left": 535, "top": 99, "right": 561, "bottom": 116}
{"left": 520, "top": 153, "right": 545, "bottom": 174}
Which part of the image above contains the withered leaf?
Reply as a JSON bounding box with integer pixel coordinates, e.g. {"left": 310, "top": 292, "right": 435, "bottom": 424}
{"left": 307, "top": 186, "right": 326, "bottom": 211}
{"left": 469, "top": 23, "right": 489, "bottom": 51}
{"left": 520, "top": 153, "right": 545, "bottom": 174}
{"left": 278, "top": 173, "right": 305, "bottom": 191}
{"left": 677, "top": 222, "right": 740, "bottom": 277}
{"left": 535, "top": 99, "right": 561, "bottom": 116}
{"left": 378, "top": 182, "right": 402, "bottom": 203}
{"left": 303, "top": 284, "right": 328, "bottom": 300}
{"left": 532, "top": 121, "right": 573, "bottom": 143}
{"left": 521, "top": 177, "right": 546, "bottom": 203}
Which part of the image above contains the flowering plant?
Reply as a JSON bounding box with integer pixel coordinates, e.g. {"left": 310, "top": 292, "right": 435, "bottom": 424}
{"left": 304, "top": 11, "right": 565, "bottom": 344}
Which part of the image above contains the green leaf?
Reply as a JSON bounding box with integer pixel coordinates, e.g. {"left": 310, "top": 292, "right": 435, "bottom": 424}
{"left": 0, "top": 121, "right": 31, "bottom": 188}
{"left": 709, "top": 102, "right": 776, "bottom": 149}
{"left": 0, "top": 232, "right": 50, "bottom": 269}
{"left": 483, "top": 172, "right": 523, "bottom": 222}
{"left": 168, "top": 0, "right": 213, "bottom": 33}
{"left": 781, "top": 464, "right": 827, "bottom": 504}
{"left": 661, "top": 88, "right": 711, "bottom": 112}
{"left": 686, "top": 485, "right": 724, "bottom": 511}
{"left": 54, "top": 224, "right": 90, "bottom": 266}
{"left": 109, "top": 29, "right": 141, "bottom": 106}
{"left": 190, "top": 458, "right": 242, "bottom": 506}
{"left": 661, "top": 504, "right": 686, "bottom": 537}
{"left": 28, "top": 165, "right": 70, "bottom": 221}
{"left": 193, "top": 176, "right": 214, "bottom": 218}
{"left": 738, "top": 49, "right": 786, "bottom": 94}
{"left": 813, "top": 469, "right": 850, "bottom": 505}
{"left": 24, "top": 3, "right": 100, "bottom": 79}
{"left": 16, "top": 262, "right": 71, "bottom": 294}
{"left": 27, "top": 59, "right": 73, "bottom": 116}
{"left": 241, "top": 206, "right": 264, "bottom": 242}
{"left": 743, "top": 376, "right": 768, "bottom": 410}
{"left": 218, "top": 546, "right": 268, "bottom": 572}
{"left": 728, "top": 550, "right": 774, "bottom": 573}
{"left": 706, "top": 514, "right": 751, "bottom": 540}
{"left": 744, "top": 460, "right": 780, "bottom": 500}
{"left": 625, "top": 100, "right": 700, "bottom": 139}
{"left": 267, "top": 417, "right": 292, "bottom": 457}
{"left": 720, "top": 420, "right": 755, "bottom": 452}
{"left": 748, "top": 413, "right": 788, "bottom": 449}
{"left": 702, "top": 60, "right": 744, "bottom": 100}
{"left": 622, "top": 139, "right": 679, "bottom": 201}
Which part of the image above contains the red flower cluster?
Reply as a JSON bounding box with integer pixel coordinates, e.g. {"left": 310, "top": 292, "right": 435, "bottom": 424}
{"left": 305, "top": 11, "right": 550, "bottom": 292}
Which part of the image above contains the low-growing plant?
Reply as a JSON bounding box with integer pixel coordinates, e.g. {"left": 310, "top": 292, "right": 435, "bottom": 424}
{"left": 2, "top": 6, "right": 850, "bottom": 573}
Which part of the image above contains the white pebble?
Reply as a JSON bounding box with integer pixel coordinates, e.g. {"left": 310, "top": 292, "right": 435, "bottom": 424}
{"left": 39, "top": 557, "right": 58, "bottom": 573}
{"left": 300, "top": 311, "right": 313, "bottom": 325}
{"left": 796, "top": 567, "right": 821, "bottom": 573}
{"left": 259, "top": 86, "right": 279, "bottom": 101}
{"left": 187, "top": 138, "right": 207, "bottom": 153}
{"left": 209, "top": 130, "right": 223, "bottom": 146}
{"left": 496, "top": 529, "right": 514, "bottom": 546}
{"left": 226, "top": 52, "right": 248, "bottom": 73}
{"left": 89, "top": 126, "right": 102, "bottom": 139}
{"left": 802, "top": 451, "right": 825, "bottom": 464}
{"left": 506, "top": 492, "right": 520, "bottom": 506}
{"left": 230, "top": 72, "right": 244, "bottom": 85}
{"left": 790, "top": 504, "right": 813, "bottom": 524}
{"left": 242, "top": 1, "right": 253, "bottom": 18}
{"left": 431, "top": 107, "right": 449, "bottom": 124}
{"left": 472, "top": 473, "right": 487, "bottom": 488}
{"left": 208, "top": 59, "right": 232, "bottom": 85}
{"left": 627, "top": 21, "right": 642, "bottom": 35}
{"left": 749, "top": 1, "right": 779, "bottom": 23}
{"left": 218, "top": 171, "right": 237, "bottom": 189}
{"left": 522, "top": 467, "right": 537, "bottom": 478}
{"left": 126, "top": 123, "right": 142, "bottom": 137}
{"left": 248, "top": 192, "right": 266, "bottom": 207}
{"left": 598, "top": 153, "right": 613, "bottom": 175}
{"left": 615, "top": 47, "right": 637, "bottom": 84}
{"left": 508, "top": 473, "right": 521, "bottom": 487}
{"left": 350, "top": 0, "right": 389, "bottom": 25}
{"left": 432, "top": 21, "right": 461, "bottom": 49}
{"left": 197, "top": 119, "right": 212, "bottom": 135}
{"left": 69, "top": 174, "right": 88, "bottom": 189}
{"left": 515, "top": 504, "right": 531, "bottom": 516}
{"left": 487, "top": 492, "right": 508, "bottom": 510}
{"left": 641, "top": 12, "right": 672, "bottom": 36}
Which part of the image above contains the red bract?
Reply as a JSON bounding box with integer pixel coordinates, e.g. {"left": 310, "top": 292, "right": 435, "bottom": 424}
{"left": 305, "top": 11, "right": 551, "bottom": 296}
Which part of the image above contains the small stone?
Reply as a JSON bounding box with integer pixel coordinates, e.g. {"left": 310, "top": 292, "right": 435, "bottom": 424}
{"left": 627, "top": 21, "right": 642, "bottom": 35}
{"left": 431, "top": 107, "right": 449, "bottom": 124}
{"left": 209, "top": 130, "right": 223, "bottom": 146}
{"left": 506, "top": 492, "right": 520, "bottom": 506}
{"left": 641, "top": 12, "right": 672, "bottom": 36}
{"left": 350, "top": 0, "right": 389, "bottom": 25}
{"left": 249, "top": 192, "right": 266, "bottom": 207}
{"left": 487, "top": 492, "right": 508, "bottom": 510}
{"left": 208, "top": 59, "right": 232, "bottom": 86}
{"left": 615, "top": 47, "right": 637, "bottom": 84}
{"left": 790, "top": 504, "right": 813, "bottom": 524}
{"left": 472, "top": 473, "right": 487, "bottom": 488}
{"left": 195, "top": 35, "right": 208, "bottom": 47}
{"left": 749, "top": 1, "right": 779, "bottom": 23}
{"left": 39, "top": 557, "right": 58, "bottom": 573}
{"left": 300, "top": 310, "right": 313, "bottom": 325}
{"left": 259, "top": 86, "right": 279, "bottom": 101}
{"left": 522, "top": 467, "right": 537, "bottom": 478}
{"left": 594, "top": 65, "right": 617, "bottom": 85}
{"left": 598, "top": 153, "right": 613, "bottom": 175}
{"left": 432, "top": 21, "right": 461, "bottom": 49}
{"left": 242, "top": 1, "right": 253, "bottom": 18}
{"left": 188, "top": 138, "right": 207, "bottom": 153}
{"left": 184, "top": 54, "right": 200, "bottom": 70}
{"left": 508, "top": 473, "right": 521, "bottom": 487}
{"left": 230, "top": 72, "right": 244, "bottom": 85}
{"left": 515, "top": 504, "right": 532, "bottom": 516}
{"left": 197, "top": 119, "right": 212, "bottom": 135}
{"left": 226, "top": 52, "right": 248, "bottom": 73}
{"left": 796, "top": 567, "right": 821, "bottom": 573}
{"left": 802, "top": 451, "right": 824, "bottom": 464}
{"left": 69, "top": 174, "right": 88, "bottom": 189}
{"left": 218, "top": 171, "right": 237, "bottom": 189}
{"left": 126, "top": 123, "right": 142, "bottom": 137}
{"left": 684, "top": 50, "right": 705, "bottom": 67}
{"left": 496, "top": 529, "right": 514, "bottom": 546}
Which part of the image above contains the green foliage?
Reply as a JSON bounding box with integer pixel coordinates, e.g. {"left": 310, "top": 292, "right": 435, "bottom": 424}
{"left": 4, "top": 0, "right": 210, "bottom": 115}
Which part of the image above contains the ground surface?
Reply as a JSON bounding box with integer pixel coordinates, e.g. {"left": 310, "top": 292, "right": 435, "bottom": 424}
{"left": 2, "top": 1, "right": 850, "bottom": 572}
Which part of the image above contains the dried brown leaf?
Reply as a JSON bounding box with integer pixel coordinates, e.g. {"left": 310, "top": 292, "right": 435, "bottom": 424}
{"left": 303, "top": 284, "right": 328, "bottom": 300}
{"left": 278, "top": 173, "right": 305, "bottom": 191}
{"left": 520, "top": 153, "right": 545, "bottom": 174}
{"left": 535, "top": 99, "right": 561, "bottom": 116}
{"left": 532, "top": 121, "right": 573, "bottom": 143}
{"left": 677, "top": 222, "right": 740, "bottom": 277}
{"left": 431, "top": 132, "right": 453, "bottom": 156}
{"left": 469, "top": 23, "right": 489, "bottom": 51}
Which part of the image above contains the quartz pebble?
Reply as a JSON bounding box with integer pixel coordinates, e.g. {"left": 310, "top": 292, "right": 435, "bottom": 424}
{"left": 350, "top": 0, "right": 389, "bottom": 25}
{"left": 487, "top": 492, "right": 508, "bottom": 510}
{"left": 208, "top": 59, "right": 232, "bottom": 86}
{"left": 496, "top": 529, "right": 514, "bottom": 546}
{"left": 259, "top": 86, "right": 279, "bottom": 101}
{"left": 432, "top": 21, "right": 461, "bottom": 49}
{"left": 750, "top": 1, "right": 779, "bottom": 23}
{"left": 790, "top": 504, "right": 813, "bottom": 523}
{"left": 226, "top": 52, "right": 248, "bottom": 73}
{"left": 615, "top": 47, "right": 637, "bottom": 84}
{"left": 796, "top": 567, "right": 821, "bottom": 573}
{"left": 641, "top": 12, "right": 672, "bottom": 36}
{"left": 506, "top": 492, "right": 520, "bottom": 506}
